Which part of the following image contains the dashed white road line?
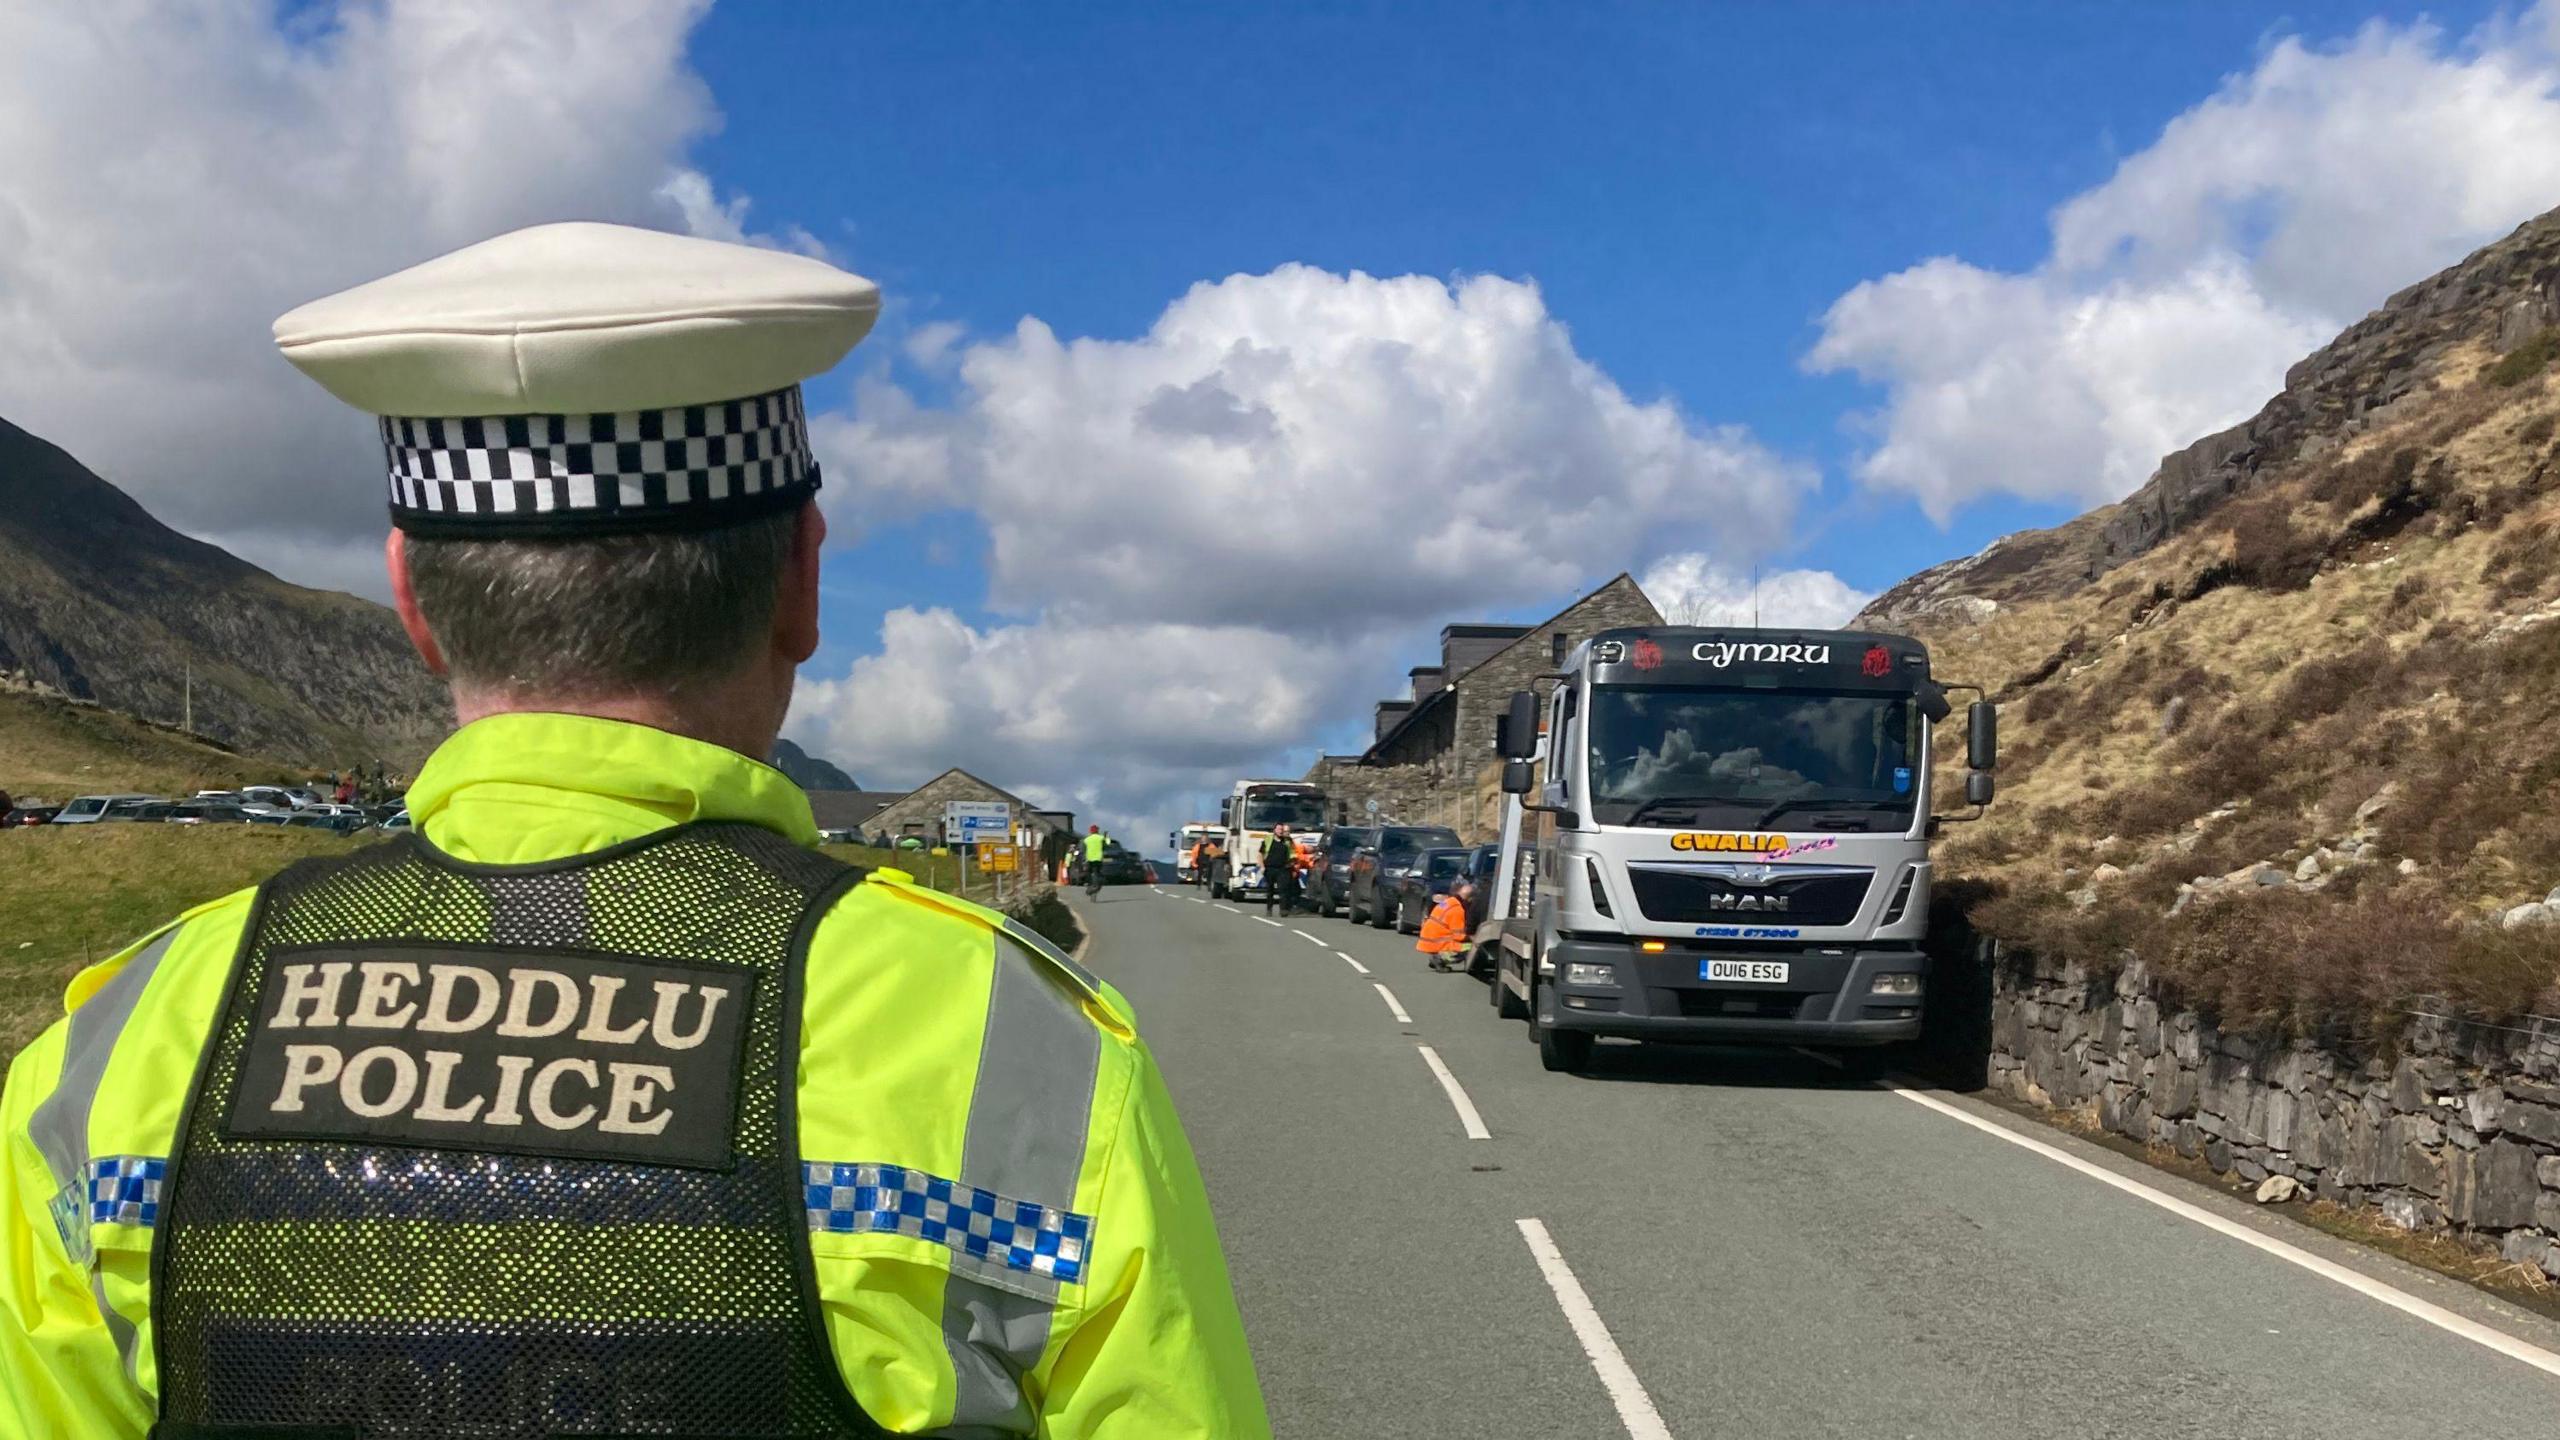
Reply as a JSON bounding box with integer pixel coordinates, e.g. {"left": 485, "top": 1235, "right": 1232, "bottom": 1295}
{"left": 1334, "top": 950, "right": 1372, "bottom": 975}
{"left": 1187, "top": 896, "right": 1209, "bottom": 905}
{"left": 1417, "top": 1044, "right": 1491, "bottom": 1140}
{"left": 1888, "top": 1082, "right": 2560, "bottom": 1383}
{"left": 1516, "top": 1219, "right": 1673, "bottom": 1440}
{"left": 1371, "top": 982, "right": 1412, "bottom": 1024}
{"left": 1253, "top": 915, "right": 1284, "bottom": 929}
{"left": 1292, "top": 929, "right": 1328, "bottom": 947}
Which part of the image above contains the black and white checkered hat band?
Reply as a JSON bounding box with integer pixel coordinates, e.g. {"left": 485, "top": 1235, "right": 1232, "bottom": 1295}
{"left": 379, "top": 384, "right": 819, "bottom": 537}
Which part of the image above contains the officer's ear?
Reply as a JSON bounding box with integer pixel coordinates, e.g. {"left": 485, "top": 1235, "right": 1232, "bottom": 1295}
{"left": 385, "top": 529, "right": 448, "bottom": 677}
{"left": 777, "top": 501, "right": 825, "bottom": 666}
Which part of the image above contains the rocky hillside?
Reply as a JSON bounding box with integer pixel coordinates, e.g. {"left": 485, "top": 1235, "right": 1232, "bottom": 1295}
{"left": 771, "top": 737, "right": 859, "bottom": 791}
{"left": 1867, "top": 207, "right": 2560, "bottom": 1040}
{"left": 0, "top": 417, "right": 448, "bottom": 769}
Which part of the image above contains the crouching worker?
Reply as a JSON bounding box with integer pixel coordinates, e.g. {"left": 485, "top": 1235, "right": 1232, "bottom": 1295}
{"left": 0, "top": 223, "right": 1268, "bottom": 1440}
{"left": 1420, "top": 880, "right": 1476, "bottom": 971}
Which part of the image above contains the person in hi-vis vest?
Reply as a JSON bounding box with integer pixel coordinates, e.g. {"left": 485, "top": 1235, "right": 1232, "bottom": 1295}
{"left": 0, "top": 223, "right": 1268, "bottom": 1439}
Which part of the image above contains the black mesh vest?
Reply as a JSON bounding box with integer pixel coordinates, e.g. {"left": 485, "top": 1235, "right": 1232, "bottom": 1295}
{"left": 151, "top": 824, "right": 891, "bottom": 1439}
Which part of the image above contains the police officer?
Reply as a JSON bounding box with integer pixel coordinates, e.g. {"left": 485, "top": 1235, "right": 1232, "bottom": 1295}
{"left": 0, "top": 223, "right": 1269, "bottom": 1438}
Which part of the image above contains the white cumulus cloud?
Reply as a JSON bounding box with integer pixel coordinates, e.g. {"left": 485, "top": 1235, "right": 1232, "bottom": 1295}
{"left": 1639, "top": 555, "right": 1873, "bottom": 630}
{"left": 793, "top": 265, "right": 1863, "bottom": 839}
{"left": 815, "top": 264, "right": 1819, "bottom": 632}
{"left": 0, "top": 0, "right": 782, "bottom": 593}
{"left": 1809, "top": 9, "right": 2560, "bottom": 522}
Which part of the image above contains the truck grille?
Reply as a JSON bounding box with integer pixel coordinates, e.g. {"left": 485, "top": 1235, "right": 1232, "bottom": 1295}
{"left": 1625, "top": 863, "right": 1871, "bottom": 926}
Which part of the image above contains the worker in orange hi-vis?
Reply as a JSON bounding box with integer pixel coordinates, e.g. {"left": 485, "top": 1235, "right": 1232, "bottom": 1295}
{"left": 1419, "top": 879, "right": 1476, "bottom": 971}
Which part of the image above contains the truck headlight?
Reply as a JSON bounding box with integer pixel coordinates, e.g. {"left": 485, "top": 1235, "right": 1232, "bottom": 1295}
{"left": 1871, "top": 973, "right": 1920, "bottom": 996}
{"left": 1565, "top": 962, "right": 1616, "bottom": 986}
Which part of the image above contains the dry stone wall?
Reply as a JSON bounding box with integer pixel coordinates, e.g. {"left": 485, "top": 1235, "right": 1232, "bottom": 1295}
{"left": 1983, "top": 948, "right": 2560, "bottom": 1276}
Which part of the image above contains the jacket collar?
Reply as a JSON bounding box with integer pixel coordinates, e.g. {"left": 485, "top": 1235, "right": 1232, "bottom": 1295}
{"left": 406, "top": 712, "right": 818, "bottom": 865}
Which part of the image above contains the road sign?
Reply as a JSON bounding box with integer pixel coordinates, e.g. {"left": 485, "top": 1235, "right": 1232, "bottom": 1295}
{"left": 944, "top": 800, "right": 1012, "bottom": 845}
{"left": 979, "top": 841, "right": 1018, "bottom": 873}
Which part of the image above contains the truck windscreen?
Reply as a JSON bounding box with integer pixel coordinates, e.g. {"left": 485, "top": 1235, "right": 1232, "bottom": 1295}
{"left": 1242, "top": 793, "right": 1328, "bottom": 829}
{"left": 1586, "top": 685, "right": 1918, "bottom": 828}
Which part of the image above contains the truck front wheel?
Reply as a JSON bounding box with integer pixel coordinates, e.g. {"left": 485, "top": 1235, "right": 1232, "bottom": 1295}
{"left": 1536, "top": 1016, "right": 1593, "bottom": 1073}
{"left": 1495, "top": 965, "right": 1528, "bottom": 1020}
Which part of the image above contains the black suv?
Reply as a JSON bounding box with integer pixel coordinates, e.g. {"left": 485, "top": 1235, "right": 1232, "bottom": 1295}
{"left": 1306, "top": 826, "right": 1375, "bottom": 917}
{"left": 1390, "top": 846, "right": 1474, "bottom": 933}
{"left": 1347, "top": 824, "right": 1462, "bottom": 928}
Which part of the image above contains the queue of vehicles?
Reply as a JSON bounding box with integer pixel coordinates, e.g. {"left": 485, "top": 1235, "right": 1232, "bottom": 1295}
{"left": 8, "top": 787, "right": 408, "bottom": 834}
{"left": 1185, "top": 623, "right": 1997, "bottom": 1081}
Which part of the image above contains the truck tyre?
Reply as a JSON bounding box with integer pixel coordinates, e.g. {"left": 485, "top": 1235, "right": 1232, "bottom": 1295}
{"left": 1537, "top": 1021, "right": 1594, "bottom": 1074}
{"left": 1495, "top": 965, "right": 1528, "bottom": 1020}
{"left": 1370, "top": 895, "right": 1393, "bottom": 930}
{"left": 1396, "top": 900, "right": 1418, "bottom": 935}
{"left": 1347, "top": 890, "right": 1366, "bottom": 925}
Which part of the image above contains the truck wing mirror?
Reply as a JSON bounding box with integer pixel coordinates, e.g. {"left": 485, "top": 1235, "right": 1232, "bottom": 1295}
{"left": 1965, "top": 770, "right": 1995, "bottom": 807}
{"left": 1968, "top": 701, "right": 1998, "bottom": 771}
{"left": 1501, "top": 759, "right": 1535, "bottom": 795}
{"left": 1500, "top": 690, "right": 1539, "bottom": 760}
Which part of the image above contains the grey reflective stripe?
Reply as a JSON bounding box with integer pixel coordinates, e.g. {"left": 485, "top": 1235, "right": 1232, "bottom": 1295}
{"left": 489, "top": 869, "right": 589, "bottom": 947}
{"left": 998, "top": 915, "right": 1101, "bottom": 999}
{"left": 27, "top": 927, "right": 180, "bottom": 1220}
{"left": 91, "top": 1267, "right": 139, "bottom": 1384}
{"left": 939, "top": 927, "right": 1104, "bottom": 1430}
{"left": 25, "top": 924, "right": 178, "bottom": 1382}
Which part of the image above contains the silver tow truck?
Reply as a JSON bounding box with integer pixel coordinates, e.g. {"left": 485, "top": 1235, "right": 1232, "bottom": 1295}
{"left": 1482, "top": 626, "right": 1997, "bottom": 1076}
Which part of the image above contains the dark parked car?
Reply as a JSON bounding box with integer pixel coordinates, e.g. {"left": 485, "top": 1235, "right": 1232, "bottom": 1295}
{"left": 1348, "top": 824, "right": 1462, "bottom": 928}
{"left": 1306, "top": 825, "right": 1375, "bottom": 917}
{"left": 1390, "top": 846, "right": 1473, "bottom": 934}
{"left": 1076, "top": 846, "right": 1150, "bottom": 886}
{"left": 1462, "top": 842, "right": 1501, "bottom": 928}
{"left": 3, "top": 806, "right": 60, "bottom": 827}
{"left": 137, "top": 802, "right": 251, "bottom": 824}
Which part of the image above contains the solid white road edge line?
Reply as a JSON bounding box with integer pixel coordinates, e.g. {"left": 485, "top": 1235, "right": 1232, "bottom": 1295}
{"left": 1515, "top": 1219, "right": 1674, "bottom": 1440}
{"left": 1372, "top": 982, "right": 1413, "bottom": 1024}
{"left": 1293, "top": 929, "right": 1327, "bottom": 947}
{"left": 1417, "top": 1044, "right": 1491, "bottom": 1140}
{"left": 1334, "top": 950, "right": 1372, "bottom": 975}
{"left": 1888, "top": 1082, "right": 2560, "bottom": 1383}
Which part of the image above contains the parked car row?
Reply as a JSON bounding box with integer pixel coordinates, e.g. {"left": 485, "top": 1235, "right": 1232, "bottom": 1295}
{"left": 6, "top": 789, "right": 409, "bottom": 835}
{"left": 1264, "top": 824, "right": 1503, "bottom": 963}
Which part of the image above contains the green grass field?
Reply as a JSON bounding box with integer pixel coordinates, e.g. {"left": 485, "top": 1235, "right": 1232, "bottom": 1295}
{"left": 0, "top": 824, "right": 364, "bottom": 1070}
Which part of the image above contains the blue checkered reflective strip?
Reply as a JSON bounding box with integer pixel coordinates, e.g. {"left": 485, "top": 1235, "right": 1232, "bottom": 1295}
{"left": 803, "top": 1163, "right": 1093, "bottom": 1284}
{"left": 89, "top": 1156, "right": 165, "bottom": 1228}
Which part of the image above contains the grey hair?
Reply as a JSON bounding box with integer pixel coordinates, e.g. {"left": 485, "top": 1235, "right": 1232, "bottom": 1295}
{"left": 405, "top": 511, "right": 796, "bottom": 700}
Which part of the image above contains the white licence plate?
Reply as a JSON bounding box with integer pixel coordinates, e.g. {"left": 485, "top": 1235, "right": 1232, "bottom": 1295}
{"left": 1703, "top": 959, "right": 1790, "bottom": 984}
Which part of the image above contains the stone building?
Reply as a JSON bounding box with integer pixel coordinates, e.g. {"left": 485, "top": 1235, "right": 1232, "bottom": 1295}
{"left": 1305, "top": 574, "right": 1661, "bottom": 840}
{"left": 856, "top": 768, "right": 1070, "bottom": 849}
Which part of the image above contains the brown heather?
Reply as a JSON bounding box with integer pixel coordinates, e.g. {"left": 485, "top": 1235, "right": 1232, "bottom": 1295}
{"left": 1869, "top": 210, "right": 2560, "bottom": 1043}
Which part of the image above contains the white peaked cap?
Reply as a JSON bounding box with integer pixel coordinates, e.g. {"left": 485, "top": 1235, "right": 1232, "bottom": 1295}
{"left": 275, "top": 222, "right": 880, "bottom": 538}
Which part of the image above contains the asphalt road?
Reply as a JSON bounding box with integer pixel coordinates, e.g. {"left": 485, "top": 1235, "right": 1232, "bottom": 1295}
{"left": 1070, "top": 882, "right": 2560, "bottom": 1439}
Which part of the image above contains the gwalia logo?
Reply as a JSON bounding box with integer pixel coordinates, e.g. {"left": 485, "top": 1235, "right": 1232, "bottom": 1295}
{"left": 1706, "top": 893, "right": 1791, "bottom": 913}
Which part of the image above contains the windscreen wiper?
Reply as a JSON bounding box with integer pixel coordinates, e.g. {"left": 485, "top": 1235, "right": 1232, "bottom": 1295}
{"left": 1750, "top": 797, "right": 1907, "bottom": 830}
{"left": 1619, "top": 796, "right": 1725, "bottom": 827}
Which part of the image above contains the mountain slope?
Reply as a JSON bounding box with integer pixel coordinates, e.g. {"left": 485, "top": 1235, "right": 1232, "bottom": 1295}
{"left": 0, "top": 417, "right": 447, "bottom": 768}
{"left": 1866, "top": 208, "right": 2560, "bottom": 1038}
{"left": 771, "top": 737, "right": 859, "bottom": 791}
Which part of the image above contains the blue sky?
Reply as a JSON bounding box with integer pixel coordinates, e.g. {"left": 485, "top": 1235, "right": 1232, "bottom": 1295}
{"left": 10, "top": 0, "right": 2556, "bottom": 842}
{"left": 687, "top": 0, "right": 2501, "bottom": 670}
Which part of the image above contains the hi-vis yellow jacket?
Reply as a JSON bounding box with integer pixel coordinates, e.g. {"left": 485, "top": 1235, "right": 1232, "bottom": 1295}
{"left": 0, "top": 713, "right": 1270, "bottom": 1438}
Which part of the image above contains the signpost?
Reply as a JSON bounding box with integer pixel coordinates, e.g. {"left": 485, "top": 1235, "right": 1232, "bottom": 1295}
{"left": 944, "top": 801, "right": 1013, "bottom": 901}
